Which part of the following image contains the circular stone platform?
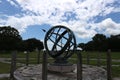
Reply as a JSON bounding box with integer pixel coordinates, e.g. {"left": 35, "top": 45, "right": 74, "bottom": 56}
{"left": 14, "top": 64, "right": 107, "bottom": 80}
{"left": 48, "top": 64, "right": 75, "bottom": 73}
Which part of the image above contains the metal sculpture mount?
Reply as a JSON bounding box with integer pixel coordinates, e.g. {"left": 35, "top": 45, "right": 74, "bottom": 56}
{"left": 44, "top": 25, "right": 77, "bottom": 65}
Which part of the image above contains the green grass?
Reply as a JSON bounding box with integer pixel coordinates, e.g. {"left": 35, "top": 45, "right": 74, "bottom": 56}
{"left": 17, "top": 59, "right": 42, "bottom": 64}
{"left": 78, "top": 51, "right": 120, "bottom": 59}
{"left": 0, "top": 78, "right": 9, "bottom": 80}
{"left": 0, "top": 51, "right": 118, "bottom": 59}
{"left": 0, "top": 52, "right": 12, "bottom": 58}
{"left": 112, "top": 66, "right": 120, "bottom": 77}
{"left": 1, "top": 51, "right": 120, "bottom": 59}
{"left": 0, "top": 62, "right": 10, "bottom": 73}
{"left": 0, "top": 51, "right": 44, "bottom": 58}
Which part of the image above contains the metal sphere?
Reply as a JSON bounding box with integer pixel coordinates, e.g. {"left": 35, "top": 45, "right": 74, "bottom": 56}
{"left": 44, "top": 25, "right": 76, "bottom": 60}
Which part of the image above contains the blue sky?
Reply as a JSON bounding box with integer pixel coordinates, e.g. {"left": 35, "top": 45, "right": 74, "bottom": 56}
{"left": 0, "top": 0, "right": 120, "bottom": 44}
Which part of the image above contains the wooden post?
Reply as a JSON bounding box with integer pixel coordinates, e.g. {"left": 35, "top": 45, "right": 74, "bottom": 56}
{"left": 97, "top": 51, "right": 101, "bottom": 66}
{"left": 42, "top": 51, "right": 47, "bottom": 80}
{"left": 86, "top": 52, "right": 90, "bottom": 65}
{"left": 26, "top": 51, "right": 29, "bottom": 66}
{"left": 10, "top": 51, "right": 17, "bottom": 80}
{"left": 107, "top": 49, "right": 112, "bottom": 80}
{"left": 37, "top": 50, "right": 40, "bottom": 64}
{"left": 77, "top": 51, "right": 82, "bottom": 80}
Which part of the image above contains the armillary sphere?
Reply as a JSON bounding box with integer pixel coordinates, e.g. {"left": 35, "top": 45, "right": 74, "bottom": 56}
{"left": 44, "top": 25, "right": 76, "bottom": 63}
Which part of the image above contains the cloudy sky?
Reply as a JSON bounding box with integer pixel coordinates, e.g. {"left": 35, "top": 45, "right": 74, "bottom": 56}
{"left": 0, "top": 0, "right": 120, "bottom": 44}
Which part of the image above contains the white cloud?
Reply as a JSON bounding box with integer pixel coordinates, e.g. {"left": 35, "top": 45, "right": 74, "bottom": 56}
{"left": 1, "top": 0, "right": 120, "bottom": 39}
{"left": 113, "top": 7, "right": 120, "bottom": 13}
{"left": 0, "top": 15, "right": 35, "bottom": 33}
{"left": 96, "top": 18, "right": 120, "bottom": 35}
{"left": 7, "top": 0, "right": 17, "bottom": 6}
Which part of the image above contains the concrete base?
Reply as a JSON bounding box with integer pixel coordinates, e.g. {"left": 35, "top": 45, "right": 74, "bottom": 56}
{"left": 48, "top": 64, "right": 75, "bottom": 73}
{"left": 14, "top": 64, "right": 107, "bottom": 80}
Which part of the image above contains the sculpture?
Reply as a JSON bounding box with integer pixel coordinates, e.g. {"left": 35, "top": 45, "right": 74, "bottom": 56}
{"left": 44, "top": 25, "right": 77, "bottom": 65}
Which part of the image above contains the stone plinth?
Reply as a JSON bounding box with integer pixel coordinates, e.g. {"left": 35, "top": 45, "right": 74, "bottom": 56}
{"left": 14, "top": 64, "right": 107, "bottom": 80}
{"left": 48, "top": 64, "right": 75, "bottom": 73}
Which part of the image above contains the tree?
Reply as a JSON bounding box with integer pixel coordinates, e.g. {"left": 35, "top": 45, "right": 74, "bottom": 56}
{"left": 78, "top": 34, "right": 108, "bottom": 51}
{"left": 92, "top": 34, "right": 107, "bottom": 51}
{"left": 107, "top": 34, "right": 120, "bottom": 51}
{"left": 85, "top": 41, "right": 94, "bottom": 51}
{"left": 78, "top": 33, "right": 120, "bottom": 51}
{"left": 22, "top": 38, "right": 44, "bottom": 52}
{"left": 78, "top": 43, "right": 85, "bottom": 51}
{"left": 0, "top": 26, "right": 22, "bottom": 51}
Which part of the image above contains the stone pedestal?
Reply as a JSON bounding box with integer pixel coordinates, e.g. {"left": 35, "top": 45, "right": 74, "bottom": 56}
{"left": 48, "top": 64, "right": 75, "bottom": 73}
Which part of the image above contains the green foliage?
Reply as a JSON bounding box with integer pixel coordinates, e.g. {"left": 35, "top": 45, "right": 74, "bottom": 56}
{"left": 22, "top": 38, "right": 44, "bottom": 52}
{"left": 78, "top": 34, "right": 120, "bottom": 51}
{"left": 92, "top": 34, "right": 107, "bottom": 51}
{"left": 0, "top": 26, "right": 22, "bottom": 51}
{"left": 107, "top": 35, "right": 120, "bottom": 51}
{"left": 77, "top": 43, "right": 85, "bottom": 50}
{"left": 0, "top": 26, "right": 44, "bottom": 52}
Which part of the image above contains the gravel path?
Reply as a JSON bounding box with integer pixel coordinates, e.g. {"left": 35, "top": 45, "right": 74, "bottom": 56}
{"left": 113, "top": 77, "right": 120, "bottom": 80}
{"left": 0, "top": 74, "right": 9, "bottom": 79}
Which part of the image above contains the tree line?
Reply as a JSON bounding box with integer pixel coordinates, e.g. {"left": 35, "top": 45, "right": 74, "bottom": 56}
{"left": 78, "top": 34, "right": 120, "bottom": 52}
{"left": 0, "top": 26, "right": 44, "bottom": 52}
{"left": 0, "top": 26, "right": 119, "bottom": 52}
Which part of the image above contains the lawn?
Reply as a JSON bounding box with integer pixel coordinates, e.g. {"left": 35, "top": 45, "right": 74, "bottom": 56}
{"left": 0, "top": 78, "right": 9, "bottom": 80}
{"left": 72, "top": 51, "right": 120, "bottom": 59}
{"left": 0, "top": 51, "right": 42, "bottom": 58}
{"left": 0, "top": 62, "right": 10, "bottom": 73}
{"left": 1, "top": 51, "right": 120, "bottom": 59}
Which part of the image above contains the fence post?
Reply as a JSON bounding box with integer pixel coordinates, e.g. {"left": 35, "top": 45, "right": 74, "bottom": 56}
{"left": 97, "top": 51, "right": 101, "bottom": 66}
{"left": 86, "top": 52, "right": 90, "bottom": 65}
{"left": 37, "top": 50, "right": 40, "bottom": 64}
{"left": 42, "top": 51, "right": 47, "bottom": 80}
{"left": 26, "top": 51, "right": 29, "bottom": 66}
{"left": 77, "top": 51, "right": 82, "bottom": 80}
{"left": 107, "top": 49, "right": 112, "bottom": 80}
{"left": 10, "top": 51, "right": 17, "bottom": 80}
